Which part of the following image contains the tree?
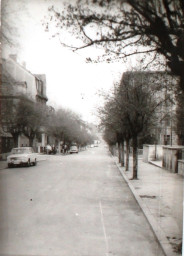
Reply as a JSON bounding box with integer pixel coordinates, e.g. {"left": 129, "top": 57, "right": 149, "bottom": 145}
{"left": 176, "top": 91, "right": 184, "bottom": 145}
{"left": 119, "top": 72, "right": 171, "bottom": 179}
{"left": 1, "top": 95, "right": 48, "bottom": 147}
{"left": 16, "top": 98, "right": 47, "bottom": 146}
{"left": 103, "top": 127, "right": 117, "bottom": 155}
{"left": 98, "top": 92, "right": 126, "bottom": 166}
{"left": 44, "top": 0, "right": 184, "bottom": 91}
{"left": 99, "top": 71, "right": 165, "bottom": 179}
{"left": 1, "top": 98, "right": 22, "bottom": 147}
{"left": 48, "top": 107, "right": 95, "bottom": 148}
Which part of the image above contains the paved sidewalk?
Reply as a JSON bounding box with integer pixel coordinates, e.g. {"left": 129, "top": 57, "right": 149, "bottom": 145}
{"left": 0, "top": 161, "right": 7, "bottom": 170}
{"left": 114, "top": 156, "right": 183, "bottom": 256}
{"left": 149, "top": 160, "right": 163, "bottom": 168}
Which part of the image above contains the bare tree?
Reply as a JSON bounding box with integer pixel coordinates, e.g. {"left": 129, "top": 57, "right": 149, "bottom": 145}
{"left": 99, "top": 71, "right": 166, "bottom": 179}
{"left": 44, "top": 0, "right": 184, "bottom": 90}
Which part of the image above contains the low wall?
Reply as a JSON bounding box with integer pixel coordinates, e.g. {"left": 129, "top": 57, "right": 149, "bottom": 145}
{"left": 178, "top": 160, "right": 184, "bottom": 176}
{"left": 143, "top": 144, "right": 163, "bottom": 163}
{"left": 162, "top": 146, "right": 184, "bottom": 173}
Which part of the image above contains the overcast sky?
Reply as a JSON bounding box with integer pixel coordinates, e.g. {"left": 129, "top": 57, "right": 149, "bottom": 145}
{"left": 2, "top": 0, "right": 128, "bottom": 123}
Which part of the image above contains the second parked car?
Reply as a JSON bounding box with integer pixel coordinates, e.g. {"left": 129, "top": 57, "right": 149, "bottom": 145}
{"left": 69, "top": 145, "right": 79, "bottom": 154}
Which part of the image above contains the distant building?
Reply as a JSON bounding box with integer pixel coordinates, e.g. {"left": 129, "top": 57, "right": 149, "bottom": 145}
{"left": 0, "top": 55, "right": 49, "bottom": 158}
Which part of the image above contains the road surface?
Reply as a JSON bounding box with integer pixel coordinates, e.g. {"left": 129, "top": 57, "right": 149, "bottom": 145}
{"left": 0, "top": 144, "right": 165, "bottom": 256}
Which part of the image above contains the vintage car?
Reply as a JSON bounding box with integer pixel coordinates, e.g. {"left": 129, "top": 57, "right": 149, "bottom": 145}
{"left": 7, "top": 147, "right": 37, "bottom": 168}
{"left": 69, "top": 145, "right": 79, "bottom": 154}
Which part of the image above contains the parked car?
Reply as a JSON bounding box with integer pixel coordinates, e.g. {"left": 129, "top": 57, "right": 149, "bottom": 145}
{"left": 7, "top": 147, "right": 37, "bottom": 168}
{"left": 69, "top": 145, "right": 79, "bottom": 154}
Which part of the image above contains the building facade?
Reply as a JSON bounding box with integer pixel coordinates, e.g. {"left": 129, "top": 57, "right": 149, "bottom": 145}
{"left": 0, "top": 54, "right": 49, "bottom": 158}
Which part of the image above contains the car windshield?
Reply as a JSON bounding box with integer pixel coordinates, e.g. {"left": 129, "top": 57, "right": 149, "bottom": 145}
{"left": 11, "top": 148, "right": 33, "bottom": 154}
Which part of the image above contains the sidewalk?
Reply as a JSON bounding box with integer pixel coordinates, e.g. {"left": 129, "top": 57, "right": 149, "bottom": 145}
{"left": 0, "top": 160, "right": 7, "bottom": 170}
{"left": 114, "top": 156, "right": 183, "bottom": 256}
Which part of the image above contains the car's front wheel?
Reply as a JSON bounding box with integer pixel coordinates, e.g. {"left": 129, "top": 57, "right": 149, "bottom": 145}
{"left": 8, "top": 163, "right": 13, "bottom": 168}
{"left": 27, "top": 159, "right": 31, "bottom": 167}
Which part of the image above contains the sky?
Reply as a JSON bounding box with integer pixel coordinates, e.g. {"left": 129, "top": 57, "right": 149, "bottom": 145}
{"left": 2, "top": 0, "right": 128, "bottom": 123}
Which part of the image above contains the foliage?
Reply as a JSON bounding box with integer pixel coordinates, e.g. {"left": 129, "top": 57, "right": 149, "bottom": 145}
{"left": 44, "top": 0, "right": 184, "bottom": 90}
{"left": 176, "top": 91, "right": 184, "bottom": 145}
{"left": 103, "top": 127, "right": 116, "bottom": 146}
{"left": 48, "top": 107, "right": 95, "bottom": 146}
{"left": 16, "top": 98, "right": 48, "bottom": 146}
{"left": 99, "top": 71, "right": 168, "bottom": 178}
{"left": 1, "top": 96, "right": 48, "bottom": 146}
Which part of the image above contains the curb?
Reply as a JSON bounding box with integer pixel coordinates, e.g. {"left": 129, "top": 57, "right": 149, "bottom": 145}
{"left": 149, "top": 160, "right": 163, "bottom": 169}
{"left": 113, "top": 158, "right": 178, "bottom": 256}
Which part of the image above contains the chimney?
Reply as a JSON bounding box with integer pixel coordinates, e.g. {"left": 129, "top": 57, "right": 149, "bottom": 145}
{"left": 9, "top": 54, "right": 17, "bottom": 62}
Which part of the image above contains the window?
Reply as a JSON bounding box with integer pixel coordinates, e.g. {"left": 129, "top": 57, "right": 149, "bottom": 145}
{"left": 36, "top": 78, "right": 43, "bottom": 95}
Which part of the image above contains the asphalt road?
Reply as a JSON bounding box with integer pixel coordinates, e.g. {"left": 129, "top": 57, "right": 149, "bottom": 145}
{"left": 0, "top": 144, "right": 165, "bottom": 256}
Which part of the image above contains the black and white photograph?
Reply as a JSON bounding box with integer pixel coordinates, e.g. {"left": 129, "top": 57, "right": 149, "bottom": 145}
{"left": 0, "top": 0, "right": 183, "bottom": 255}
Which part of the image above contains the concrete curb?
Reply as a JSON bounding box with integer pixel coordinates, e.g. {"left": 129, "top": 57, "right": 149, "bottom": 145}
{"left": 149, "top": 160, "right": 163, "bottom": 169}
{"left": 113, "top": 158, "right": 178, "bottom": 256}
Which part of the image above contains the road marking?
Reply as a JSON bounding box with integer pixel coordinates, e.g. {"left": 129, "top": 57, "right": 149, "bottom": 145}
{"left": 99, "top": 201, "right": 109, "bottom": 256}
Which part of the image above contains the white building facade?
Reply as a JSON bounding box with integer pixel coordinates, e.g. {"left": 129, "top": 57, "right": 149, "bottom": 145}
{"left": 0, "top": 54, "right": 49, "bottom": 157}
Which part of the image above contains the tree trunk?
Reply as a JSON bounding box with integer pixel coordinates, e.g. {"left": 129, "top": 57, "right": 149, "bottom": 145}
{"left": 120, "top": 141, "right": 125, "bottom": 167}
{"left": 132, "top": 135, "right": 138, "bottom": 179}
{"left": 12, "top": 133, "right": 19, "bottom": 148}
{"left": 109, "top": 145, "right": 114, "bottom": 155}
{"left": 29, "top": 136, "right": 34, "bottom": 147}
{"left": 125, "top": 138, "right": 130, "bottom": 171}
{"left": 118, "top": 141, "right": 122, "bottom": 163}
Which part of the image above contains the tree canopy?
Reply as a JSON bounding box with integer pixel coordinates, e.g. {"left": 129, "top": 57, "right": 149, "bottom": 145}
{"left": 44, "top": 0, "right": 184, "bottom": 90}
{"left": 47, "top": 107, "right": 95, "bottom": 147}
{"left": 98, "top": 71, "right": 171, "bottom": 178}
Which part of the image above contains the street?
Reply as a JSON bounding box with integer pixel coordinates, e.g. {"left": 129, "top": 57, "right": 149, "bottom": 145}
{"left": 0, "top": 144, "right": 165, "bottom": 256}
